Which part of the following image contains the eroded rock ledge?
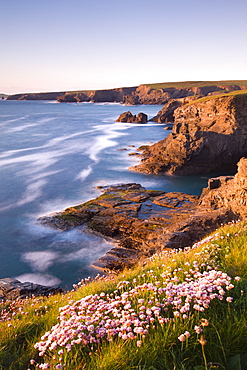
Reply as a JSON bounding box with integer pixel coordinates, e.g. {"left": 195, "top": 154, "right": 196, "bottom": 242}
{"left": 39, "top": 156, "right": 247, "bottom": 274}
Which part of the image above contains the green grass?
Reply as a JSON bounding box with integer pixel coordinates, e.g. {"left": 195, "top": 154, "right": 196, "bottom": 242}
{"left": 1, "top": 221, "right": 247, "bottom": 369}
{"left": 185, "top": 89, "right": 247, "bottom": 105}
{"left": 143, "top": 80, "right": 247, "bottom": 90}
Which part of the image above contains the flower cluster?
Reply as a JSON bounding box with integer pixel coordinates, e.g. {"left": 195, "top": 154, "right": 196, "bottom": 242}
{"left": 34, "top": 266, "right": 235, "bottom": 362}
{"left": 0, "top": 296, "right": 49, "bottom": 322}
{"left": 72, "top": 273, "right": 115, "bottom": 290}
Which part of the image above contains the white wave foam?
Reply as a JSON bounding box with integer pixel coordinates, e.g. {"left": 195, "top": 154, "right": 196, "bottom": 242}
{"left": 3, "top": 115, "right": 30, "bottom": 124}
{"left": 15, "top": 273, "right": 61, "bottom": 286}
{"left": 76, "top": 166, "right": 92, "bottom": 181}
{"left": 6, "top": 123, "right": 39, "bottom": 133}
{"left": 21, "top": 250, "right": 60, "bottom": 272}
{"left": 60, "top": 240, "right": 113, "bottom": 264}
{"left": 16, "top": 179, "right": 47, "bottom": 206}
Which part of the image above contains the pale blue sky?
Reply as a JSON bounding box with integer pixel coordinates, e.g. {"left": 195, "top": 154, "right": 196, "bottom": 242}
{"left": 1, "top": 0, "right": 247, "bottom": 94}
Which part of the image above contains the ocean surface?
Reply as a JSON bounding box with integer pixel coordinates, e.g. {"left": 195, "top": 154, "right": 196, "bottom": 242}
{"left": 0, "top": 100, "right": 210, "bottom": 289}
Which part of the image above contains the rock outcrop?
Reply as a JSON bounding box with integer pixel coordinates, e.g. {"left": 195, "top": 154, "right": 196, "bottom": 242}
{"left": 131, "top": 93, "right": 247, "bottom": 175}
{"left": 40, "top": 183, "right": 236, "bottom": 272}
{"left": 0, "top": 278, "right": 63, "bottom": 301}
{"left": 199, "top": 157, "right": 247, "bottom": 218}
{"left": 116, "top": 111, "right": 148, "bottom": 123}
{"left": 151, "top": 96, "right": 203, "bottom": 123}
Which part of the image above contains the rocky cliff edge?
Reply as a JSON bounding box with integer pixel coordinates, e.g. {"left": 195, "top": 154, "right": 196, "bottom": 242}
{"left": 131, "top": 92, "right": 247, "bottom": 175}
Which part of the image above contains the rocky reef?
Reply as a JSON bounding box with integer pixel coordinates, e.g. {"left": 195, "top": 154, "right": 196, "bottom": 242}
{"left": 39, "top": 173, "right": 240, "bottom": 272}
{"left": 131, "top": 93, "right": 247, "bottom": 175}
{"left": 116, "top": 111, "right": 148, "bottom": 123}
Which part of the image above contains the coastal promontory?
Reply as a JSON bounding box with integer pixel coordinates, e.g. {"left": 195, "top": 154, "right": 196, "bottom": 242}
{"left": 131, "top": 92, "right": 247, "bottom": 175}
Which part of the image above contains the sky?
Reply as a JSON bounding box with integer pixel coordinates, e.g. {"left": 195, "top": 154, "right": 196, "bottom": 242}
{"left": 1, "top": 0, "right": 247, "bottom": 94}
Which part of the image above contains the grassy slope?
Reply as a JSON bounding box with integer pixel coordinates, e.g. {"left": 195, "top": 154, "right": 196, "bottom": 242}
{"left": 48, "top": 81, "right": 247, "bottom": 95}
{"left": 185, "top": 89, "right": 247, "bottom": 105}
{"left": 0, "top": 221, "right": 247, "bottom": 370}
{"left": 143, "top": 80, "right": 247, "bottom": 90}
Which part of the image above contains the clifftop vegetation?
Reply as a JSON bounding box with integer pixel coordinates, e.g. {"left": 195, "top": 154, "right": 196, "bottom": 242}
{"left": 144, "top": 80, "right": 247, "bottom": 90}
{"left": 186, "top": 89, "right": 247, "bottom": 105}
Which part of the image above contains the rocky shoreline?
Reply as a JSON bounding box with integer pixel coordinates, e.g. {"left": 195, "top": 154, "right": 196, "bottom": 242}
{"left": 5, "top": 85, "right": 247, "bottom": 294}
{"left": 39, "top": 158, "right": 247, "bottom": 273}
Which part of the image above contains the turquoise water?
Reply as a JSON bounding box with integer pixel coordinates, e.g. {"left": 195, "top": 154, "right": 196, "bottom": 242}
{"left": 0, "top": 100, "right": 210, "bottom": 288}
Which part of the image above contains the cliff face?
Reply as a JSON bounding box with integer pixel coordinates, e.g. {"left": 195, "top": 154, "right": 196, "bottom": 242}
{"left": 7, "top": 82, "right": 247, "bottom": 104}
{"left": 7, "top": 92, "right": 66, "bottom": 101}
{"left": 199, "top": 157, "right": 247, "bottom": 218}
{"left": 151, "top": 95, "right": 203, "bottom": 123}
{"left": 131, "top": 93, "right": 247, "bottom": 175}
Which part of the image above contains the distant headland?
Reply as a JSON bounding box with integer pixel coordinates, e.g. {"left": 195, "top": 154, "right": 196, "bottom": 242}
{"left": 6, "top": 80, "right": 247, "bottom": 104}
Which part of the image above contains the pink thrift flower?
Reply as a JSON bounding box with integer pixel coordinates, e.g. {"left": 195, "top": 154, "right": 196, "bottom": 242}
{"left": 178, "top": 334, "right": 186, "bottom": 342}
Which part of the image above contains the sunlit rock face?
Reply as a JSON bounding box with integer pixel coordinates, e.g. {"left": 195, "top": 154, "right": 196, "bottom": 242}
{"left": 131, "top": 94, "right": 247, "bottom": 175}
{"left": 199, "top": 157, "right": 247, "bottom": 218}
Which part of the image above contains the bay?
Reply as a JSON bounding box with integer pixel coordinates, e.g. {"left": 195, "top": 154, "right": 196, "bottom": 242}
{"left": 0, "top": 100, "right": 209, "bottom": 289}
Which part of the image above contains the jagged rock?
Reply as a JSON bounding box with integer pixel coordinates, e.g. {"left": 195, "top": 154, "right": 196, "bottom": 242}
{"left": 199, "top": 157, "right": 247, "bottom": 218}
{"left": 151, "top": 99, "right": 183, "bottom": 123}
{"left": 131, "top": 93, "right": 247, "bottom": 175}
{"left": 0, "top": 278, "right": 63, "bottom": 301}
{"left": 116, "top": 111, "right": 148, "bottom": 123}
{"left": 151, "top": 96, "right": 203, "bottom": 123}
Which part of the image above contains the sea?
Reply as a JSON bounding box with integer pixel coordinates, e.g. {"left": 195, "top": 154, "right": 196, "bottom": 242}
{"left": 0, "top": 100, "right": 210, "bottom": 289}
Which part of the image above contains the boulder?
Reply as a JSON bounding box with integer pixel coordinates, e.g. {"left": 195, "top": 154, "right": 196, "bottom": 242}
{"left": 116, "top": 111, "right": 148, "bottom": 123}
{"left": 0, "top": 278, "right": 63, "bottom": 301}
{"left": 131, "top": 93, "right": 247, "bottom": 175}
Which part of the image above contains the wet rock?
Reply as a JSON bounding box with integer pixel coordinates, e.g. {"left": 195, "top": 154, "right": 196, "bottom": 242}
{"left": 0, "top": 278, "right": 63, "bottom": 301}
{"left": 116, "top": 111, "right": 148, "bottom": 123}
{"left": 39, "top": 182, "right": 237, "bottom": 273}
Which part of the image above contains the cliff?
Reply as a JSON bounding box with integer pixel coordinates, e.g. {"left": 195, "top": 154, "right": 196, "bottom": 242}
{"left": 199, "top": 157, "right": 247, "bottom": 218}
{"left": 131, "top": 92, "right": 247, "bottom": 175}
{"left": 7, "top": 91, "right": 66, "bottom": 101}
{"left": 6, "top": 80, "right": 247, "bottom": 104}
